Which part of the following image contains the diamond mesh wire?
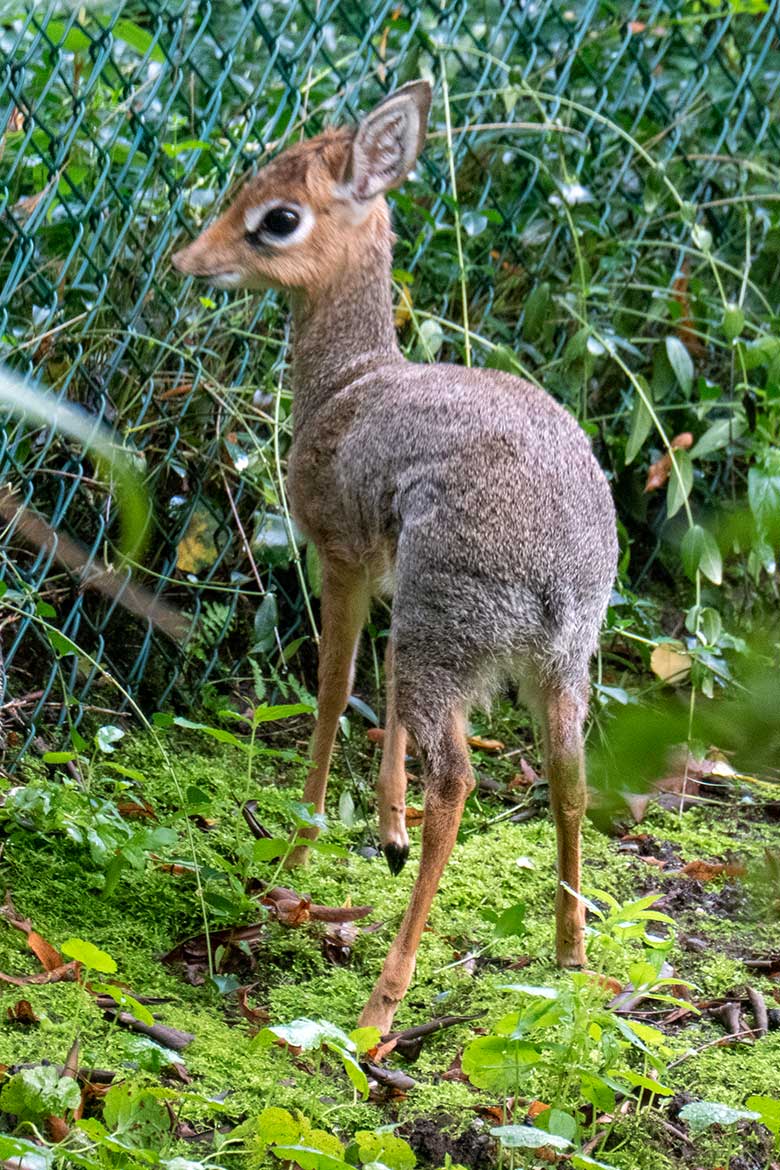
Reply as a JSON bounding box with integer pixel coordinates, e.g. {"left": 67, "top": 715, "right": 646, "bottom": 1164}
{"left": 1, "top": 0, "right": 778, "bottom": 753}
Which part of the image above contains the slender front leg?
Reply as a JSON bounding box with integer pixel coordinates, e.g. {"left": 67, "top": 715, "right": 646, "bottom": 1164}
{"left": 359, "top": 709, "right": 474, "bottom": 1033}
{"left": 377, "top": 640, "right": 410, "bottom": 875}
{"left": 286, "top": 559, "right": 370, "bottom": 867}
{"left": 542, "top": 685, "right": 588, "bottom": 967}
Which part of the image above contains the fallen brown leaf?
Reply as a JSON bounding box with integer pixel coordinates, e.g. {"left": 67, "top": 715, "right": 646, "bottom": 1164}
{"left": 322, "top": 921, "right": 359, "bottom": 966}
{"left": 6, "top": 999, "right": 39, "bottom": 1025}
{"left": 584, "top": 970, "right": 623, "bottom": 995}
{"left": 680, "top": 859, "right": 745, "bottom": 882}
{"left": 263, "top": 886, "right": 373, "bottom": 925}
{"left": 672, "top": 260, "right": 706, "bottom": 357}
{"left": 644, "top": 433, "right": 694, "bottom": 493}
{"left": 404, "top": 806, "right": 424, "bottom": 826}
{"left": 467, "top": 735, "right": 505, "bottom": 752}
{"left": 28, "top": 930, "right": 65, "bottom": 972}
{"left": 509, "top": 758, "right": 540, "bottom": 788}
{"left": 117, "top": 799, "right": 157, "bottom": 820}
{"left": 650, "top": 643, "right": 692, "bottom": 684}
{"left": 236, "top": 986, "right": 270, "bottom": 1031}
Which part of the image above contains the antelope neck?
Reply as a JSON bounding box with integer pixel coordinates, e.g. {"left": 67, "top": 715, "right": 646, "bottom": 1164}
{"left": 289, "top": 230, "right": 403, "bottom": 429}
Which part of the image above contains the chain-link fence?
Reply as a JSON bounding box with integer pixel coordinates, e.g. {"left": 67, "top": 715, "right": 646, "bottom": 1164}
{"left": 1, "top": 0, "right": 779, "bottom": 755}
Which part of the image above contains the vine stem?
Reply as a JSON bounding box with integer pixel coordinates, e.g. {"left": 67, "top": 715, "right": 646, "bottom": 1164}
{"left": 439, "top": 57, "right": 471, "bottom": 368}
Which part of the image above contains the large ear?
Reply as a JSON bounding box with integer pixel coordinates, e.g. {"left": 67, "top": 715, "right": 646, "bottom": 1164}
{"left": 347, "top": 80, "right": 431, "bottom": 202}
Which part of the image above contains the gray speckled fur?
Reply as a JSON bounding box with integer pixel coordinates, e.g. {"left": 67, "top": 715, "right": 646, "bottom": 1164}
{"left": 287, "top": 229, "right": 618, "bottom": 759}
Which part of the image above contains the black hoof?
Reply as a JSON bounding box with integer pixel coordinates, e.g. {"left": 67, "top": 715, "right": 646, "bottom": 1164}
{"left": 384, "top": 842, "right": 409, "bottom": 876}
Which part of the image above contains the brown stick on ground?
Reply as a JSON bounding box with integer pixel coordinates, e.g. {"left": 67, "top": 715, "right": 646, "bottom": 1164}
{"left": 0, "top": 487, "right": 186, "bottom": 641}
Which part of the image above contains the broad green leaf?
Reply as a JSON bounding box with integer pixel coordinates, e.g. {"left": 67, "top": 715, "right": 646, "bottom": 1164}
{"left": 42, "top": 751, "right": 78, "bottom": 764}
{"left": 680, "top": 524, "right": 722, "bottom": 585}
{"left": 256, "top": 1106, "right": 301, "bottom": 1146}
{"left": 490, "top": 901, "right": 527, "bottom": 939}
{"left": 61, "top": 937, "right": 117, "bottom": 973}
{"left": 461, "top": 1036, "right": 541, "bottom": 1090}
{"left": 690, "top": 416, "right": 745, "bottom": 459}
{"left": 354, "top": 1130, "right": 416, "bottom": 1170}
{"left": 113, "top": 19, "right": 165, "bottom": 61}
{"left": 486, "top": 344, "right": 525, "bottom": 376}
{"left": 103, "top": 1084, "right": 171, "bottom": 1148}
{"left": 665, "top": 336, "right": 694, "bottom": 395}
{"left": 252, "top": 703, "right": 313, "bottom": 725}
{"left": 43, "top": 20, "right": 91, "bottom": 51}
{"left": 253, "top": 838, "right": 289, "bottom": 862}
{"left": 172, "top": 717, "right": 241, "bottom": 746}
{"left": 96, "top": 724, "right": 125, "bottom": 753}
{"left": 0, "top": 1135, "right": 52, "bottom": 1168}
{"left": 339, "top": 790, "right": 356, "bottom": 828}
{"left": 666, "top": 449, "right": 694, "bottom": 518}
{"left": 625, "top": 379, "right": 653, "bottom": 464}
{"left": 522, "top": 281, "right": 551, "bottom": 342}
{"left": 271, "top": 1146, "right": 351, "bottom": 1170}
{"left": 722, "top": 303, "right": 744, "bottom": 342}
{"left": 678, "top": 1100, "right": 760, "bottom": 1135}
{"left": 0, "top": 1065, "right": 81, "bottom": 1120}
{"left": 748, "top": 461, "right": 780, "bottom": 546}
{"left": 1, "top": 351, "right": 149, "bottom": 562}
{"left": 500, "top": 984, "right": 558, "bottom": 999}
{"left": 252, "top": 512, "right": 298, "bottom": 568}
{"left": 745, "top": 1095, "right": 780, "bottom": 1135}
{"left": 418, "top": 318, "right": 443, "bottom": 359}
{"left": 326, "top": 1042, "right": 368, "bottom": 1099}
{"left": 47, "top": 628, "right": 80, "bottom": 657}
{"left": 349, "top": 1026, "right": 381, "bottom": 1056}
{"left": 614, "top": 1068, "right": 673, "bottom": 1096}
{"left": 92, "top": 983, "right": 154, "bottom": 1026}
{"left": 258, "top": 1018, "right": 355, "bottom": 1053}
{"left": 253, "top": 592, "right": 278, "bottom": 654}
{"left": 547, "top": 1109, "right": 577, "bottom": 1142}
{"left": 490, "top": 1125, "right": 572, "bottom": 1151}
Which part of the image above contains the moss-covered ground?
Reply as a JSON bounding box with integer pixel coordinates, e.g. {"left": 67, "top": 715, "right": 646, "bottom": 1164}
{"left": 1, "top": 718, "right": 779, "bottom": 1169}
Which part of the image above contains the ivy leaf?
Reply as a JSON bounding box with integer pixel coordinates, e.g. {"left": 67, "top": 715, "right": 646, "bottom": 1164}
{"left": 745, "top": 1095, "right": 780, "bottom": 1136}
{"left": 253, "top": 592, "right": 278, "bottom": 654}
{"left": 253, "top": 838, "right": 289, "bottom": 862}
{"left": 95, "top": 724, "right": 125, "bottom": 754}
{"left": 60, "top": 938, "right": 117, "bottom": 974}
{"left": 625, "top": 379, "right": 653, "bottom": 464}
{"left": 665, "top": 336, "right": 694, "bottom": 396}
{"left": 666, "top": 450, "right": 694, "bottom": 518}
{"left": 0, "top": 1066, "right": 81, "bottom": 1121}
{"left": 258, "top": 1018, "right": 355, "bottom": 1053}
{"left": 678, "top": 1100, "right": 760, "bottom": 1135}
{"left": 47, "top": 628, "right": 80, "bottom": 657}
{"left": 680, "top": 525, "right": 722, "bottom": 585}
{"left": 490, "top": 1125, "right": 572, "bottom": 1150}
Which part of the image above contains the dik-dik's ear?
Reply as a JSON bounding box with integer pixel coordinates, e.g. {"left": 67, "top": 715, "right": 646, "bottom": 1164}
{"left": 347, "top": 80, "right": 431, "bottom": 202}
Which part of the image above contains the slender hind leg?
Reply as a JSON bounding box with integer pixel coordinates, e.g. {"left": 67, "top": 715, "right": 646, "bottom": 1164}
{"left": 359, "top": 707, "right": 474, "bottom": 1033}
{"left": 542, "top": 683, "right": 588, "bottom": 967}
{"left": 377, "top": 640, "right": 410, "bottom": 875}
{"left": 286, "top": 559, "right": 369, "bottom": 867}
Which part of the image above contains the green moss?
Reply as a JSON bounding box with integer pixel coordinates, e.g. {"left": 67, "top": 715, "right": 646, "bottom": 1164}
{"left": 1, "top": 730, "right": 779, "bottom": 1167}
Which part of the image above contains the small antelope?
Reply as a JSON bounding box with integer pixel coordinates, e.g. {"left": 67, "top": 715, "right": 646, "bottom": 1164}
{"left": 172, "top": 82, "right": 618, "bottom": 1032}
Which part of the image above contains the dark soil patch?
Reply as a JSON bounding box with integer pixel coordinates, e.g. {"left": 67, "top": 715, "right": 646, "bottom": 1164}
{"left": 403, "top": 1115, "right": 495, "bottom": 1170}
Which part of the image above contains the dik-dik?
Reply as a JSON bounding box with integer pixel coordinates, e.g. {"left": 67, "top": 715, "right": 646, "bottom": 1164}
{"left": 173, "top": 81, "right": 618, "bottom": 1032}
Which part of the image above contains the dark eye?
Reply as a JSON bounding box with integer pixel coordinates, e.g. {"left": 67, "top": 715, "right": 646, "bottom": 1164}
{"left": 261, "top": 207, "right": 300, "bottom": 237}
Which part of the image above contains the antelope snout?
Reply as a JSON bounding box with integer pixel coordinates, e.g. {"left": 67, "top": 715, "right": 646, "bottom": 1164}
{"left": 171, "top": 242, "right": 203, "bottom": 275}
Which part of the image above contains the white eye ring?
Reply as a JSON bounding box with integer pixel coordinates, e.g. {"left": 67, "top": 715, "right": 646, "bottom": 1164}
{"left": 243, "top": 201, "right": 315, "bottom": 248}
